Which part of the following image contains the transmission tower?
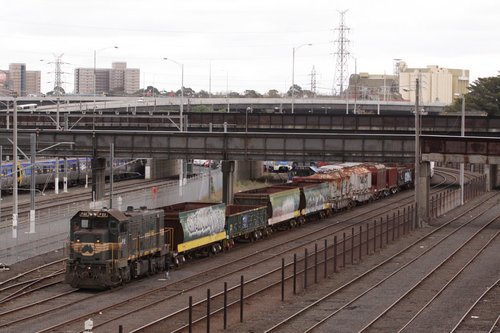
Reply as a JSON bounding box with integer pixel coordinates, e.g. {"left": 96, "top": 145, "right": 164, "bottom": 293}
{"left": 310, "top": 66, "right": 317, "bottom": 96}
{"left": 333, "top": 10, "right": 350, "bottom": 97}
{"left": 45, "top": 54, "right": 68, "bottom": 95}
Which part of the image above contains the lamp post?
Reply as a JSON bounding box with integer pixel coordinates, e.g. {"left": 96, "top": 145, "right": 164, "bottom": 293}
{"left": 291, "top": 43, "right": 312, "bottom": 114}
{"left": 163, "top": 57, "right": 186, "bottom": 192}
{"left": 453, "top": 92, "right": 466, "bottom": 205}
{"left": 226, "top": 72, "right": 229, "bottom": 113}
{"left": 13, "top": 99, "right": 18, "bottom": 239}
{"left": 93, "top": 46, "right": 118, "bottom": 106}
{"left": 163, "top": 57, "right": 184, "bottom": 132}
{"left": 414, "top": 78, "right": 421, "bottom": 228}
{"left": 460, "top": 94, "right": 465, "bottom": 205}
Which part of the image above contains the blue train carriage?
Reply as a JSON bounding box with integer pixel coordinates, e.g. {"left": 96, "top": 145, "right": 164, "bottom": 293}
{"left": 0, "top": 161, "right": 22, "bottom": 191}
{"left": 281, "top": 181, "right": 332, "bottom": 221}
{"left": 23, "top": 157, "right": 90, "bottom": 188}
{"left": 66, "top": 207, "right": 169, "bottom": 289}
{"left": 225, "top": 204, "right": 269, "bottom": 243}
{"left": 233, "top": 186, "right": 301, "bottom": 229}
{"left": 162, "top": 202, "right": 227, "bottom": 265}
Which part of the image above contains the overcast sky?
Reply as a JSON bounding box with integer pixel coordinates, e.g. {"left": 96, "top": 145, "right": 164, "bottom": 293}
{"left": 2, "top": 0, "right": 499, "bottom": 95}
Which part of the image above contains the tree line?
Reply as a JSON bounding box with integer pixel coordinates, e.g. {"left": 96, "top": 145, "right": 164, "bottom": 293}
{"left": 132, "top": 84, "right": 319, "bottom": 99}
{"left": 445, "top": 75, "right": 500, "bottom": 117}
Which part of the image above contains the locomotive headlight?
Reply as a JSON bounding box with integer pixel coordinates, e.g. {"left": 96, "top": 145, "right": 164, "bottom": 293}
{"left": 76, "top": 239, "right": 80, "bottom": 242}
{"left": 96, "top": 239, "right": 100, "bottom": 243}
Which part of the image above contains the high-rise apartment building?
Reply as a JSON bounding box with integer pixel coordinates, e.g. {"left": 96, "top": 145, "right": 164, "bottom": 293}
{"left": 124, "top": 68, "right": 140, "bottom": 94}
{"left": 0, "top": 63, "right": 41, "bottom": 96}
{"left": 74, "top": 62, "right": 140, "bottom": 96}
{"left": 74, "top": 68, "right": 94, "bottom": 95}
{"left": 8, "top": 63, "right": 26, "bottom": 96}
{"left": 26, "top": 70, "right": 41, "bottom": 95}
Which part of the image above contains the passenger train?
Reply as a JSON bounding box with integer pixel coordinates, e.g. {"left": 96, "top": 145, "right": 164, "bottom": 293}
{"left": 0, "top": 157, "right": 145, "bottom": 193}
{"left": 66, "top": 161, "right": 417, "bottom": 289}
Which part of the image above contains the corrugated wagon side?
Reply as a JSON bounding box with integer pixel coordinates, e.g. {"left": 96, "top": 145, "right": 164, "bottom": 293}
{"left": 281, "top": 181, "right": 332, "bottom": 220}
{"left": 386, "top": 166, "right": 399, "bottom": 194}
{"left": 233, "top": 186, "right": 301, "bottom": 229}
{"left": 296, "top": 170, "right": 354, "bottom": 211}
{"left": 226, "top": 204, "right": 269, "bottom": 242}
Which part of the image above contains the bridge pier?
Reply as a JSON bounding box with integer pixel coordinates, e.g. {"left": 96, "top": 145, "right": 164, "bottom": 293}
{"left": 234, "top": 160, "right": 264, "bottom": 181}
{"left": 221, "top": 161, "right": 235, "bottom": 204}
{"left": 484, "top": 164, "right": 498, "bottom": 191}
{"left": 145, "top": 158, "right": 178, "bottom": 180}
{"left": 417, "top": 161, "right": 431, "bottom": 226}
{"left": 91, "top": 157, "right": 106, "bottom": 203}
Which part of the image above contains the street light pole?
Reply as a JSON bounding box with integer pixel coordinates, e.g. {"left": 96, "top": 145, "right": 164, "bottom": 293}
{"left": 414, "top": 78, "right": 420, "bottom": 228}
{"left": 13, "top": 99, "right": 18, "bottom": 239}
{"left": 291, "top": 43, "right": 312, "bottom": 114}
{"left": 93, "top": 49, "right": 96, "bottom": 104}
{"left": 226, "top": 72, "right": 229, "bottom": 113}
{"left": 163, "top": 58, "right": 184, "bottom": 131}
{"left": 292, "top": 47, "right": 295, "bottom": 114}
{"left": 460, "top": 95, "right": 465, "bottom": 205}
{"left": 163, "top": 57, "right": 186, "bottom": 192}
{"left": 93, "top": 46, "right": 118, "bottom": 108}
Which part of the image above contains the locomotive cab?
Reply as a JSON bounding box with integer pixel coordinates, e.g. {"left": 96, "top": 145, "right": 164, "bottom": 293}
{"left": 70, "top": 217, "right": 115, "bottom": 261}
{"left": 65, "top": 207, "right": 168, "bottom": 289}
{"left": 66, "top": 210, "right": 125, "bottom": 288}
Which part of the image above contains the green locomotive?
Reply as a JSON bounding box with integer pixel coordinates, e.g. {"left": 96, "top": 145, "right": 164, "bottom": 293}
{"left": 65, "top": 206, "right": 171, "bottom": 289}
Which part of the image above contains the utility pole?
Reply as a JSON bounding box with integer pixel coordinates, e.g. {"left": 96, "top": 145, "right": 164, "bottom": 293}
{"left": 414, "top": 78, "right": 420, "bottom": 228}
{"left": 460, "top": 95, "right": 465, "bottom": 205}
{"left": 29, "top": 133, "right": 36, "bottom": 233}
{"left": 13, "top": 99, "right": 18, "bottom": 239}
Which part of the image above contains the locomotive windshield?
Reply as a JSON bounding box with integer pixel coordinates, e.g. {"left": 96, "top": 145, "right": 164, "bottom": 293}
{"left": 71, "top": 214, "right": 118, "bottom": 231}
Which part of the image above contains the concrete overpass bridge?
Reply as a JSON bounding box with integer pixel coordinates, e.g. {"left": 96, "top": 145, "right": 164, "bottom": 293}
{"left": 1, "top": 96, "right": 448, "bottom": 115}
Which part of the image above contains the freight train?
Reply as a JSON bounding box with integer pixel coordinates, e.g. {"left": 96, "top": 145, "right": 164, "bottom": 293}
{"left": 65, "top": 162, "right": 415, "bottom": 289}
{"left": 0, "top": 157, "right": 145, "bottom": 194}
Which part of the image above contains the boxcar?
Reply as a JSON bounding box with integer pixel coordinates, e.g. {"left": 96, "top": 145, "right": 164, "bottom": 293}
{"left": 386, "top": 166, "right": 399, "bottom": 194}
{"left": 363, "top": 163, "right": 387, "bottom": 199}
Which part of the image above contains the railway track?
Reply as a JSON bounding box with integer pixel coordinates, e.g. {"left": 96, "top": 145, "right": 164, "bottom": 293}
{"left": 0, "top": 168, "right": 485, "bottom": 332}
{"left": 0, "top": 259, "right": 66, "bottom": 302}
{"left": 263, "top": 191, "right": 500, "bottom": 333}
{"left": 449, "top": 277, "right": 500, "bottom": 333}
{"left": 0, "top": 169, "right": 470, "bottom": 332}
{"left": 13, "top": 195, "right": 417, "bottom": 332}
